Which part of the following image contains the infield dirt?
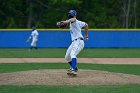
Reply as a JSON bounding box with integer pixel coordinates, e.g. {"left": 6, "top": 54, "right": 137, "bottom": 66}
{"left": 0, "top": 58, "right": 140, "bottom": 64}
{"left": 0, "top": 58, "right": 140, "bottom": 85}
{"left": 0, "top": 69, "right": 140, "bottom": 85}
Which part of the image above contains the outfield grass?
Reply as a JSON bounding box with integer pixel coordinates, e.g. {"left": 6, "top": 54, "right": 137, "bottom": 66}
{"left": 0, "top": 63, "right": 139, "bottom": 75}
{"left": 0, "top": 85, "right": 140, "bottom": 93}
{"left": 0, "top": 48, "right": 140, "bottom": 58}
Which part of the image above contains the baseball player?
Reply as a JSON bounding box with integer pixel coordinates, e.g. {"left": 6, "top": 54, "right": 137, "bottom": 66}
{"left": 27, "top": 26, "right": 39, "bottom": 50}
{"left": 57, "top": 10, "right": 88, "bottom": 76}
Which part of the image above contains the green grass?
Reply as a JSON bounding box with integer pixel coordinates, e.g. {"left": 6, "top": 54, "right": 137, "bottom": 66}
{"left": 0, "top": 85, "right": 140, "bottom": 93}
{"left": 0, "top": 63, "right": 140, "bottom": 75}
{"left": 0, "top": 48, "right": 140, "bottom": 58}
{"left": 0, "top": 48, "right": 66, "bottom": 58}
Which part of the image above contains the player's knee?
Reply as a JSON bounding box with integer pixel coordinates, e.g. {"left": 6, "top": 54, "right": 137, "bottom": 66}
{"left": 65, "top": 55, "right": 71, "bottom": 62}
{"left": 65, "top": 57, "right": 71, "bottom": 62}
{"left": 70, "top": 48, "right": 77, "bottom": 58}
{"left": 70, "top": 52, "right": 76, "bottom": 58}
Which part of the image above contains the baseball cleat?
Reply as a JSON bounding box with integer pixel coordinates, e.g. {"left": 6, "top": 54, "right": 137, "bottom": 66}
{"left": 67, "top": 70, "right": 77, "bottom": 77}
{"left": 71, "top": 70, "right": 77, "bottom": 76}
{"left": 67, "top": 67, "right": 78, "bottom": 72}
{"left": 67, "top": 72, "right": 72, "bottom": 76}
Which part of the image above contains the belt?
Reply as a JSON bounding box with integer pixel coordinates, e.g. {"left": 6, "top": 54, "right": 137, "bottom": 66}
{"left": 72, "top": 37, "right": 84, "bottom": 42}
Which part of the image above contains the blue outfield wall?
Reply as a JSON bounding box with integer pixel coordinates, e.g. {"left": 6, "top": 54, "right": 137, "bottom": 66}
{"left": 0, "top": 30, "right": 140, "bottom": 48}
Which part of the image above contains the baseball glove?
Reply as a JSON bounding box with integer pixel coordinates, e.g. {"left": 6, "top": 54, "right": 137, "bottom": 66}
{"left": 56, "top": 21, "right": 68, "bottom": 28}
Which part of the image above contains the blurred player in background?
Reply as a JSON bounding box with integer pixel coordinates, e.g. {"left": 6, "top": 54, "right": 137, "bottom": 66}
{"left": 57, "top": 10, "right": 88, "bottom": 76}
{"left": 27, "top": 26, "right": 39, "bottom": 50}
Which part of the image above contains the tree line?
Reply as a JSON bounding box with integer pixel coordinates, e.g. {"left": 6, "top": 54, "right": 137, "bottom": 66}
{"left": 0, "top": 0, "right": 140, "bottom": 28}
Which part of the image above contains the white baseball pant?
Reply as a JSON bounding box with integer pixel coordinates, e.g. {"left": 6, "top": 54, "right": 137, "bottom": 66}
{"left": 31, "top": 39, "right": 38, "bottom": 47}
{"left": 65, "top": 39, "right": 84, "bottom": 62}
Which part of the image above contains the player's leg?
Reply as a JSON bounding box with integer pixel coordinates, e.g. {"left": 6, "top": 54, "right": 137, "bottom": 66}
{"left": 65, "top": 43, "right": 78, "bottom": 76}
{"left": 75, "top": 40, "right": 84, "bottom": 56}
{"left": 34, "top": 40, "right": 38, "bottom": 50}
{"left": 31, "top": 39, "right": 38, "bottom": 50}
{"left": 70, "top": 40, "right": 84, "bottom": 72}
{"left": 70, "top": 40, "right": 84, "bottom": 76}
{"left": 65, "top": 42, "right": 79, "bottom": 70}
{"left": 30, "top": 40, "right": 34, "bottom": 50}
{"left": 65, "top": 43, "right": 73, "bottom": 65}
{"left": 67, "top": 61, "right": 78, "bottom": 71}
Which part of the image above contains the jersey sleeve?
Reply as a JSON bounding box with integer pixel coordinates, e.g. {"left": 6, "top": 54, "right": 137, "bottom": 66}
{"left": 33, "top": 30, "right": 39, "bottom": 36}
{"left": 79, "top": 21, "right": 87, "bottom": 28}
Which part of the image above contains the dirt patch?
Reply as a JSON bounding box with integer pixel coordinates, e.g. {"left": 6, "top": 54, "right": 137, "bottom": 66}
{"left": 0, "top": 58, "right": 140, "bottom": 64}
{"left": 0, "top": 69, "right": 140, "bottom": 85}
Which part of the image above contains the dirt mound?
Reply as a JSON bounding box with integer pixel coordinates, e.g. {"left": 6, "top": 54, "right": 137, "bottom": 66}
{"left": 0, "top": 69, "right": 140, "bottom": 85}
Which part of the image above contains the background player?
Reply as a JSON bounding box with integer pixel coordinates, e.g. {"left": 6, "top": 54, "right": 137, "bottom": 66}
{"left": 27, "top": 26, "right": 39, "bottom": 50}
{"left": 57, "top": 10, "right": 88, "bottom": 76}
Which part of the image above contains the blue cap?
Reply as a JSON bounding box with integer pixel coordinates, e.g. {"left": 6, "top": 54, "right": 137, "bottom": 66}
{"left": 68, "top": 10, "right": 77, "bottom": 16}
